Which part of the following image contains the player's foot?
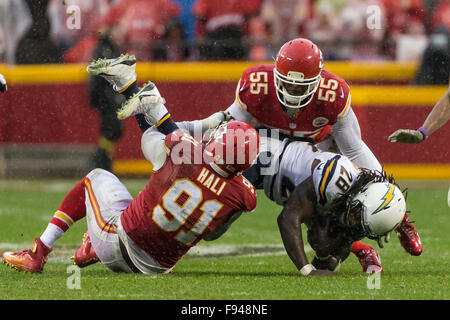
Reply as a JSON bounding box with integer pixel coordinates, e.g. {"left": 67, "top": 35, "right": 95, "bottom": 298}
{"left": 354, "top": 247, "right": 383, "bottom": 273}
{"left": 117, "top": 81, "right": 165, "bottom": 121}
{"left": 395, "top": 213, "right": 422, "bottom": 256}
{"left": 1, "top": 238, "right": 52, "bottom": 273}
{"left": 86, "top": 53, "right": 137, "bottom": 92}
{"left": 71, "top": 231, "right": 99, "bottom": 268}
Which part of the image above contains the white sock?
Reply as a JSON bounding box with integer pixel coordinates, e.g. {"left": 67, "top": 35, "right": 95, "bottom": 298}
{"left": 40, "top": 223, "right": 65, "bottom": 248}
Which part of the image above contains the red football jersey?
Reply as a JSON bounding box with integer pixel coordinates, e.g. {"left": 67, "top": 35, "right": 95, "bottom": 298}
{"left": 234, "top": 65, "right": 351, "bottom": 141}
{"left": 120, "top": 131, "right": 256, "bottom": 268}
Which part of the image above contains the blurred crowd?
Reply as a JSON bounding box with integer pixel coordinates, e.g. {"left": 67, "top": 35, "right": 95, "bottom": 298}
{"left": 0, "top": 0, "right": 448, "bottom": 67}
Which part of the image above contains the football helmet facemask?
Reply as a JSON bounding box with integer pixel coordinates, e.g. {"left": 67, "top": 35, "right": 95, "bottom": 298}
{"left": 341, "top": 182, "right": 406, "bottom": 240}
{"left": 274, "top": 38, "right": 324, "bottom": 110}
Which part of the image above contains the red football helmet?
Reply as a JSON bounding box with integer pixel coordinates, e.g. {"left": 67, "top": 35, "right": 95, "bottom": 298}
{"left": 204, "top": 120, "right": 260, "bottom": 178}
{"left": 274, "top": 38, "right": 324, "bottom": 109}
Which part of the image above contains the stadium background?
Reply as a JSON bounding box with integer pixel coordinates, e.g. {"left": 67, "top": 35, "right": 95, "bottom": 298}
{"left": 0, "top": 62, "right": 448, "bottom": 179}
{"left": 0, "top": 0, "right": 448, "bottom": 179}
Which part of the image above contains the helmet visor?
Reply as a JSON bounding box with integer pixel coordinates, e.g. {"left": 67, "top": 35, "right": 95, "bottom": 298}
{"left": 343, "top": 200, "right": 370, "bottom": 240}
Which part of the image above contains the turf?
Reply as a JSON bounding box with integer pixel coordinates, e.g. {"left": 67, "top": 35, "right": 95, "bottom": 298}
{"left": 0, "top": 179, "right": 449, "bottom": 300}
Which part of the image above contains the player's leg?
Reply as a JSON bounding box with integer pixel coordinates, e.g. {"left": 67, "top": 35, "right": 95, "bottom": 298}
{"left": 82, "top": 168, "right": 136, "bottom": 273}
{"left": 87, "top": 55, "right": 180, "bottom": 135}
{"left": 2, "top": 180, "right": 88, "bottom": 273}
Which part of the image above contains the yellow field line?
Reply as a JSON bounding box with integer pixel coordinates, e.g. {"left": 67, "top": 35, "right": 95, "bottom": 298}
{"left": 350, "top": 86, "right": 447, "bottom": 106}
{"left": 0, "top": 62, "right": 443, "bottom": 105}
{"left": 383, "top": 164, "right": 450, "bottom": 180}
{"left": 113, "top": 160, "right": 450, "bottom": 180}
{"left": 0, "top": 61, "right": 417, "bottom": 84}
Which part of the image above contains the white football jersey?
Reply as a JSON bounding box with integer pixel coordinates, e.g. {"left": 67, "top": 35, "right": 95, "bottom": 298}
{"left": 263, "top": 139, "right": 360, "bottom": 209}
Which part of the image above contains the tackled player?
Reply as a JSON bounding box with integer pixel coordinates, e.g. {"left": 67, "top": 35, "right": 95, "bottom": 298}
{"left": 260, "top": 137, "right": 407, "bottom": 275}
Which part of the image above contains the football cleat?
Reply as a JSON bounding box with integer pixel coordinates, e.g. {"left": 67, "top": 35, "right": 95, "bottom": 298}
{"left": 117, "top": 81, "right": 166, "bottom": 121}
{"left": 1, "top": 238, "right": 52, "bottom": 273}
{"left": 395, "top": 213, "right": 422, "bottom": 256}
{"left": 71, "top": 231, "right": 99, "bottom": 268}
{"left": 354, "top": 247, "right": 383, "bottom": 274}
{"left": 86, "top": 53, "right": 137, "bottom": 92}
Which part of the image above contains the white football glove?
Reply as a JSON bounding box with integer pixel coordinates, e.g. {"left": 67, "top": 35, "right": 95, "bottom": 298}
{"left": 200, "top": 111, "right": 232, "bottom": 131}
{"left": 0, "top": 73, "right": 7, "bottom": 93}
{"left": 388, "top": 129, "right": 426, "bottom": 144}
{"left": 376, "top": 232, "right": 391, "bottom": 248}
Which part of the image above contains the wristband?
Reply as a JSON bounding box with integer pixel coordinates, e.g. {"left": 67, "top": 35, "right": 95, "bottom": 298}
{"left": 300, "top": 263, "right": 316, "bottom": 276}
{"left": 417, "top": 127, "right": 429, "bottom": 140}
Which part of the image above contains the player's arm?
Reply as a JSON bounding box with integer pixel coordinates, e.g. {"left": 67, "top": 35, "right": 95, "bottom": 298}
{"left": 0, "top": 73, "right": 7, "bottom": 93}
{"left": 175, "top": 110, "right": 233, "bottom": 137}
{"left": 225, "top": 77, "right": 257, "bottom": 124}
{"left": 277, "top": 177, "right": 333, "bottom": 276}
{"left": 175, "top": 77, "right": 255, "bottom": 137}
{"left": 331, "top": 107, "right": 382, "bottom": 172}
{"left": 203, "top": 212, "right": 243, "bottom": 241}
{"left": 389, "top": 82, "right": 450, "bottom": 143}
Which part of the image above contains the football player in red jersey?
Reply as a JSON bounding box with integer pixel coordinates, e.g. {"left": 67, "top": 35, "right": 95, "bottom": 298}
{"left": 1, "top": 85, "right": 260, "bottom": 274}
{"left": 221, "top": 38, "right": 422, "bottom": 260}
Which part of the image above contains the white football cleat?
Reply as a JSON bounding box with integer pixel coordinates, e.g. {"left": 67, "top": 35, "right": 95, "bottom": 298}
{"left": 86, "top": 54, "right": 137, "bottom": 92}
{"left": 117, "top": 81, "right": 166, "bottom": 123}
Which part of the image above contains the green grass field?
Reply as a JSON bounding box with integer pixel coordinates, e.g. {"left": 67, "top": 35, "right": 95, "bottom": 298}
{"left": 0, "top": 179, "right": 449, "bottom": 300}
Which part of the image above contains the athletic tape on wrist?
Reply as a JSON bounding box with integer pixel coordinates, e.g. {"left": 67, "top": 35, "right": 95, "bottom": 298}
{"left": 417, "top": 127, "right": 429, "bottom": 140}
{"left": 300, "top": 263, "right": 316, "bottom": 276}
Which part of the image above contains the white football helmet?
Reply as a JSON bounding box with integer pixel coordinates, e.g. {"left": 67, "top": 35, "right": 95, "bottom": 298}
{"left": 346, "top": 182, "right": 406, "bottom": 239}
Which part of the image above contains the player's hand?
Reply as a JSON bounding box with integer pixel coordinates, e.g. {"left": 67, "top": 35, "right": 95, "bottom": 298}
{"left": 307, "top": 215, "right": 344, "bottom": 258}
{"left": 375, "top": 232, "right": 391, "bottom": 248}
{"left": 0, "top": 73, "right": 7, "bottom": 93}
{"left": 388, "top": 129, "right": 425, "bottom": 144}
{"left": 308, "top": 269, "right": 334, "bottom": 276}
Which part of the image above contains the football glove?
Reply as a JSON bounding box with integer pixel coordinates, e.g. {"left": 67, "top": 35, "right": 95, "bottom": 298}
{"left": 0, "top": 73, "right": 7, "bottom": 93}
{"left": 375, "top": 232, "right": 391, "bottom": 248}
{"left": 200, "top": 111, "right": 233, "bottom": 131}
{"left": 388, "top": 128, "right": 427, "bottom": 143}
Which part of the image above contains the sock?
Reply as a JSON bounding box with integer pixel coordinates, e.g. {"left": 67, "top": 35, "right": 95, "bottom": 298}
{"left": 135, "top": 114, "right": 151, "bottom": 132}
{"left": 40, "top": 181, "right": 86, "bottom": 248}
{"left": 122, "top": 80, "right": 139, "bottom": 99}
{"left": 155, "top": 113, "right": 179, "bottom": 135}
{"left": 351, "top": 241, "right": 373, "bottom": 254}
{"left": 119, "top": 80, "right": 151, "bottom": 133}
{"left": 40, "top": 224, "right": 65, "bottom": 249}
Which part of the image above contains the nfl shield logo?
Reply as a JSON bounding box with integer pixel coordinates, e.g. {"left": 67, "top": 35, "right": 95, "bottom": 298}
{"left": 312, "top": 117, "right": 329, "bottom": 127}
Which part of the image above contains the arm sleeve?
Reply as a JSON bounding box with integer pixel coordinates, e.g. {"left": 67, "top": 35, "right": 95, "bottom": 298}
{"left": 331, "top": 107, "right": 382, "bottom": 172}
{"left": 141, "top": 127, "right": 169, "bottom": 171}
{"left": 175, "top": 111, "right": 232, "bottom": 137}
{"left": 226, "top": 98, "right": 254, "bottom": 123}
